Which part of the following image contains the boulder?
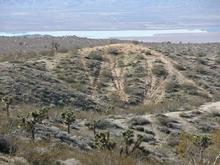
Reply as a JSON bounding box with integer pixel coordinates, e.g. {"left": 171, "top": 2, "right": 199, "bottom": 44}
{"left": 58, "top": 158, "right": 81, "bottom": 165}
{"left": 141, "top": 134, "right": 156, "bottom": 143}
{"left": 129, "top": 116, "right": 151, "bottom": 126}
{"left": 95, "top": 119, "right": 122, "bottom": 130}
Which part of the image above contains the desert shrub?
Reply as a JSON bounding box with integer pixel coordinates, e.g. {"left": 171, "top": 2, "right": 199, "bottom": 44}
{"left": 145, "top": 50, "right": 151, "bottom": 55}
{"left": 181, "top": 83, "right": 198, "bottom": 95}
{"left": 124, "top": 86, "right": 144, "bottom": 96}
{"left": 71, "top": 82, "right": 88, "bottom": 93}
{"left": 197, "top": 52, "right": 206, "bottom": 57}
{"left": 88, "top": 51, "right": 103, "bottom": 61}
{"left": 133, "top": 65, "right": 147, "bottom": 76}
{"left": 215, "top": 53, "right": 220, "bottom": 64}
{"left": 117, "top": 59, "right": 125, "bottom": 67}
{"left": 152, "top": 65, "right": 168, "bottom": 77}
{"left": 195, "top": 65, "right": 209, "bottom": 74}
{"left": 165, "top": 80, "right": 181, "bottom": 93}
{"left": 108, "top": 48, "right": 120, "bottom": 55}
{"left": 109, "top": 93, "right": 125, "bottom": 108}
{"left": 100, "top": 69, "right": 113, "bottom": 82}
{"left": 197, "top": 58, "right": 208, "bottom": 65}
{"left": 173, "top": 63, "right": 186, "bottom": 71}
{"left": 87, "top": 60, "right": 101, "bottom": 77}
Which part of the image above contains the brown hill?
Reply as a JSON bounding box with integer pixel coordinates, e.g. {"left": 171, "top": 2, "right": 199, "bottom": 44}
{"left": 1, "top": 43, "right": 218, "bottom": 111}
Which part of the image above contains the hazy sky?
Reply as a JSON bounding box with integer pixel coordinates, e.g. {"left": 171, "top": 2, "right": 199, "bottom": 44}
{"left": 0, "top": 0, "right": 220, "bottom": 32}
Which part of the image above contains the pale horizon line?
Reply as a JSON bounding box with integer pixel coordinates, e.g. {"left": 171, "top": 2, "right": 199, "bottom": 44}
{"left": 0, "top": 29, "right": 207, "bottom": 39}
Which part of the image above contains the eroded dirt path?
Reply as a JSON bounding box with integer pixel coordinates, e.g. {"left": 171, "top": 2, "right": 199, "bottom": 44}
{"left": 29, "top": 43, "right": 213, "bottom": 104}
{"left": 150, "top": 49, "right": 213, "bottom": 99}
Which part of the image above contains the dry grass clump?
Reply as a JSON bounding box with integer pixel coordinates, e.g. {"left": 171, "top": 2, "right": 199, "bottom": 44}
{"left": 126, "top": 101, "right": 181, "bottom": 115}
{"left": 57, "top": 47, "right": 69, "bottom": 53}
{"left": 15, "top": 139, "right": 154, "bottom": 165}
{"left": 0, "top": 51, "right": 39, "bottom": 62}
{"left": 177, "top": 130, "right": 220, "bottom": 165}
{"left": 15, "top": 140, "right": 75, "bottom": 165}
{"left": 38, "top": 50, "right": 55, "bottom": 57}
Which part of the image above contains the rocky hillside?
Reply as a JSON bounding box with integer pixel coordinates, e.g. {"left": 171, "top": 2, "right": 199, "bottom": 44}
{"left": 0, "top": 41, "right": 220, "bottom": 165}
{"left": 0, "top": 43, "right": 218, "bottom": 110}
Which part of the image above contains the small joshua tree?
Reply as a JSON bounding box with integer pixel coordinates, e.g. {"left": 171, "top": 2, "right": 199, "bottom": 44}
{"left": 95, "top": 131, "right": 116, "bottom": 150}
{"left": 120, "top": 129, "right": 144, "bottom": 156}
{"left": 18, "top": 107, "right": 48, "bottom": 140}
{"left": 121, "top": 129, "right": 134, "bottom": 155}
{"left": 192, "top": 135, "right": 211, "bottom": 162}
{"left": 51, "top": 41, "right": 60, "bottom": 52}
{"left": 1, "top": 96, "right": 12, "bottom": 117}
{"left": 177, "top": 132, "right": 212, "bottom": 164}
{"left": 61, "top": 110, "right": 75, "bottom": 134}
{"left": 87, "top": 120, "right": 99, "bottom": 136}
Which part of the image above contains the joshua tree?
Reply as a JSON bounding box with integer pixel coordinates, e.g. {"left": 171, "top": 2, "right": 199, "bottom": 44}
{"left": 18, "top": 107, "right": 48, "bottom": 140}
{"left": 95, "top": 131, "right": 116, "bottom": 150}
{"left": 192, "top": 135, "right": 211, "bottom": 162}
{"left": 1, "top": 96, "right": 12, "bottom": 117}
{"left": 61, "top": 110, "right": 76, "bottom": 134}
{"left": 121, "top": 129, "right": 134, "bottom": 155}
{"left": 120, "top": 129, "right": 144, "bottom": 156}
{"left": 51, "top": 41, "right": 60, "bottom": 52}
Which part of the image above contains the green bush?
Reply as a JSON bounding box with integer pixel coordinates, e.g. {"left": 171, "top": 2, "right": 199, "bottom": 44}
{"left": 165, "top": 81, "right": 180, "bottom": 93}
{"left": 88, "top": 51, "right": 103, "bottom": 61}
{"left": 215, "top": 53, "right": 220, "bottom": 64}
{"left": 152, "top": 65, "right": 168, "bottom": 77}
{"left": 181, "top": 83, "right": 198, "bottom": 95}
{"left": 108, "top": 48, "right": 120, "bottom": 55}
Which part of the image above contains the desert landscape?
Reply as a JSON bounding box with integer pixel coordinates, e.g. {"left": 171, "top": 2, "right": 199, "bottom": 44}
{"left": 0, "top": 36, "right": 220, "bottom": 165}
{"left": 1, "top": 0, "right": 220, "bottom": 165}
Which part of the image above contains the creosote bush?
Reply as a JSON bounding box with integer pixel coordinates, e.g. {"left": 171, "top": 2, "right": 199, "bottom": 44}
{"left": 88, "top": 51, "right": 103, "bottom": 61}
{"left": 108, "top": 47, "right": 120, "bottom": 55}
{"left": 152, "top": 64, "right": 168, "bottom": 77}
